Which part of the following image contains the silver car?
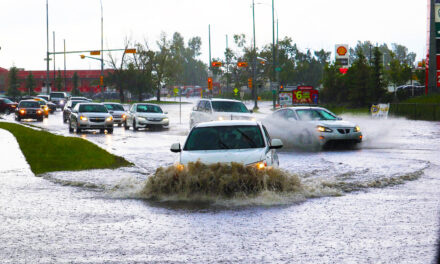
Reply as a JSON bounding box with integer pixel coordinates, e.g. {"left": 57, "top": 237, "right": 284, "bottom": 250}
{"left": 270, "top": 106, "right": 362, "bottom": 147}
{"left": 125, "top": 103, "right": 169, "bottom": 131}
{"left": 69, "top": 103, "right": 114, "bottom": 133}
{"left": 103, "top": 102, "right": 127, "bottom": 127}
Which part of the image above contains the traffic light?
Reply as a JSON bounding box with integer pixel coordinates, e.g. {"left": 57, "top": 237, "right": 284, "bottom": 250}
{"left": 248, "top": 78, "right": 253, "bottom": 89}
{"left": 208, "top": 77, "right": 213, "bottom": 90}
{"left": 280, "top": 85, "right": 283, "bottom": 90}
{"left": 237, "top": 61, "right": 248, "bottom": 68}
{"left": 80, "top": 55, "right": 85, "bottom": 59}
{"left": 100, "top": 76, "right": 104, "bottom": 86}
{"left": 211, "top": 61, "right": 222, "bottom": 67}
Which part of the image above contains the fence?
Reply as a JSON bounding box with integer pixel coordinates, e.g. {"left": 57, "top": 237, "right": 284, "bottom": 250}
{"left": 390, "top": 103, "right": 440, "bottom": 121}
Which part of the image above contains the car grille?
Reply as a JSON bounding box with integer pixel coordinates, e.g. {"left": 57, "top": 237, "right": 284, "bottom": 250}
{"left": 147, "top": 117, "right": 163, "bottom": 121}
{"left": 90, "top": 117, "right": 105, "bottom": 123}
{"left": 113, "top": 115, "right": 122, "bottom": 118}
{"left": 337, "top": 128, "right": 351, "bottom": 134}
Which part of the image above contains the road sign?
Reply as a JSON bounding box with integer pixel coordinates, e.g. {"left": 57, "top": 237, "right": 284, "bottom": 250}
{"left": 275, "top": 67, "right": 281, "bottom": 72}
{"left": 125, "top": 49, "right": 136, "bottom": 54}
{"left": 335, "top": 44, "right": 349, "bottom": 59}
{"left": 234, "top": 88, "right": 239, "bottom": 95}
{"left": 336, "top": 58, "right": 349, "bottom": 66}
{"left": 90, "top": 50, "right": 101, "bottom": 56}
{"left": 173, "top": 88, "right": 179, "bottom": 95}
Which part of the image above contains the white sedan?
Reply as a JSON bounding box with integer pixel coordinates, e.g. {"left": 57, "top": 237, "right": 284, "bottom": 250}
{"left": 170, "top": 120, "right": 283, "bottom": 169}
{"left": 124, "top": 103, "right": 169, "bottom": 131}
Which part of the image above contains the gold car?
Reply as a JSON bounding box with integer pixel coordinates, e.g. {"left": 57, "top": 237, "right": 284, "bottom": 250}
{"left": 32, "top": 98, "right": 50, "bottom": 118}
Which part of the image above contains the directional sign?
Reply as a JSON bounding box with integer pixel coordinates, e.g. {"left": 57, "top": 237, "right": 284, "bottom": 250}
{"left": 233, "top": 88, "right": 239, "bottom": 95}
{"left": 173, "top": 88, "right": 179, "bottom": 95}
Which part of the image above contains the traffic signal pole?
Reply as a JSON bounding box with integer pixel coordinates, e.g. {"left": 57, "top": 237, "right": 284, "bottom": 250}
{"left": 272, "top": 0, "right": 276, "bottom": 109}
{"left": 46, "top": 0, "right": 50, "bottom": 94}
{"left": 252, "top": 0, "right": 258, "bottom": 110}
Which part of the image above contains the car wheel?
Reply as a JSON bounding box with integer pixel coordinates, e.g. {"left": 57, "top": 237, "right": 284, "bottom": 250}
{"left": 38, "top": 117, "right": 43, "bottom": 122}
{"left": 76, "top": 123, "right": 81, "bottom": 133}
{"left": 63, "top": 115, "right": 67, "bottom": 123}
{"left": 5, "top": 109, "right": 10, "bottom": 115}
{"left": 124, "top": 120, "right": 129, "bottom": 130}
{"left": 133, "top": 119, "right": 138, "bottom": 131}
{"left": 69, "top": 121, "right": 74, "bottom": 133}
{"left": 100, "top": 129, "right": 105, "bottom": 133}
{"left": 107, "top": 128, "right": 113, "bottom": 134}
{"left": 16, "top": 116, "right": 21, "bottom": 121}
{"left": 118, "top": 123, "right": 122, "bottom": 127}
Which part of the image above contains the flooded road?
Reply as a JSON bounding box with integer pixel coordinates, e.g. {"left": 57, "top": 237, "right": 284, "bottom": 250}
{"left": 1, "top": 99, "right": 439, "bottom": 263}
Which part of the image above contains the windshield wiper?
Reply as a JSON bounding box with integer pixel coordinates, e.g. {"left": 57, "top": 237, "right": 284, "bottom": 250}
{"left": 235, "top": 128, "right": 257, "bottom": 148}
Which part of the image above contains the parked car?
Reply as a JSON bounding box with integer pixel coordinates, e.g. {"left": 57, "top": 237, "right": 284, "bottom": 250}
{"left": 170, "top": 120, "right": 282, "bottom": 168}
{"left": 270, "top": 106, "right": 362, "bottom": 147}
{"left": 50, "top": 91, "right": 68, "bottom": 109}
{"left": 63, "top": 100, "right": 86, "bottom": 123}
{"left": 68, "top": 103, "right": 113, "bottom": 133}
{"left": 69, "top": 96, "right": 92, "bottom": 102}
{"left": 189, "top": 98, "right": 254, "bottom": 128}
{"left": 15, "top": 100, "right": 44, "bottom": 122}
{"left": 103, "top": 102, "right": 127, "bottom": 127}
{"left": 124, "top": 103, "right": 169, "bottom": 131}
{"left": 0, "top": 98, "right": 18, "bottom": 115}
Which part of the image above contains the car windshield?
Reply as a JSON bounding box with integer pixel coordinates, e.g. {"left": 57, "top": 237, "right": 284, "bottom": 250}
{"left": 78, "top": 104, "right": 108, "bottom": 113}
{"left": 38, "top": 96, "right": 49, "bottom": 101}
{"left": 184, "top": 125, "right": 265, "bottom": 151}
{"left": 137, "top": 104, "right": 162, "bottom": 113}
{"left": 37, "top": 101, "right": 46, "bottom": 106}
{"left": 19, "top": 101, "right": 40, "bottom": 108}
{"left": 2, "top": 98, "right": 13, "bottom": 103}
{"left": 50, "top": 93, "right": 65, "bottom": 98}
{"left": 105, "top": 104, "right": 124, "bottom": 111}
{"left": 211, "top": 101, "right": 249, "bottom": 113}
{"left": 296, "top": 109, "right": 338, "bottom": 121}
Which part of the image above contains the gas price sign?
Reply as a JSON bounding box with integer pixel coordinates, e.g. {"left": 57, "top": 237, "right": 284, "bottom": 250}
{"left": 292, "top": 86, "right": 319, "bottom": 104}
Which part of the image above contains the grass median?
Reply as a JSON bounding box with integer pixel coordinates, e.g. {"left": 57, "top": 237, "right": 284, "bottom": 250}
{"left": 0, "top": 122, "right": 132, "bottom": 175}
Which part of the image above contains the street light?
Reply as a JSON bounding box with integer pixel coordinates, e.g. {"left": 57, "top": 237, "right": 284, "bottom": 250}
{"left": 100, "top": 0, "right": 104, "bottom": 89}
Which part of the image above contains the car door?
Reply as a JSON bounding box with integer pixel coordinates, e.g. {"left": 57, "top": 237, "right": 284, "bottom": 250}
{"left": 262, "top": 125, "right": 278, "bottom": 166}
{"left": 190, "top": 100, "right": 202, "bottom": 125}
{"left": 127, "top": 104, "right": 136, "bottom": 124}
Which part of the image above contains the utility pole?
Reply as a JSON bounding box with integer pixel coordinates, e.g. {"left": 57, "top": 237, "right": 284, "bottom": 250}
{"left": 100, "top": 0, "right": 104, "bottom": 92}
{"left": 272, "top": 0, "right": 276, "bottom": 109}
{"left": 276, "top": 18, "right": 280, "bottom": 105}
{"left": 64, "top": 39, "right": 67, "bottom": 90}
{"left": 53, "top": 31, "right": 56, "bottom": 89}
{"left": 46, "top": 0, "right": 50, "bottom": 94}
{"left": 428, "top": 0, "right": 437, "bottom": 94}
{"left": 252, "top": 0, "right": 258, "bottom": 110}
{"left": 208, "top": 24, "right": 212, "bottom": 98}
{"left": 226, "top": 34, "right": 230, "bottom": 94}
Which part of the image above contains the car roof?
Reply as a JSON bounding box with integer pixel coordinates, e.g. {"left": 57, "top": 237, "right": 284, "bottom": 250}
{"left": 279, "top": 106, "right": 328, "bottom": 111}
{"left": 135, "top": 103, "right": 160, "bottom": 107}
{"left": 102, "top": 102, "right": 122, "bottom": 105}
{"left": 195, "top": 120, "right": 260, "bottom": 128}
{"left": 77, "top": 102, "right": 104, "bottom": 106}
{"left": 19, "top": 100, "right": 40, "bottom": 103}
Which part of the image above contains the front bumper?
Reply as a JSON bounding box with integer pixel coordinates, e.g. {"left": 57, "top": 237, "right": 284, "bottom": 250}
{"left": 78, "top": 120, "right": 114, "bottom": 130}
{"left": 317, "top": 130, "right": 363, "bottom": 145}
{"left": 137, "top": 118, "right": 169, "bottom": 127}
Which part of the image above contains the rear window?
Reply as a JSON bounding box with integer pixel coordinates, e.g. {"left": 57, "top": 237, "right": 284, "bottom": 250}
{"left": 184, "top": 125, "right": 265, "bottom": 151}
{"left": 78, "top": 104, "right": 108, "bottom": 113}
{"left": 19, "top": 101, "right": 40, "bottom": 108}
{"left": 50, "top": 92, "right": 66, "bottom": 98}
{"left": 71, "top": 101, "right": 85, "bottom": 108}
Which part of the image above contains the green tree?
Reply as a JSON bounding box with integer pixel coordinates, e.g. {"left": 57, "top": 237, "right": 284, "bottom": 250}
{"left": 25, "top": 72, "right": 36, "bottom": 96}
{"left": 55, "top": 70, "right": 63, "bottom": 91}
{"left": 369, "top": 47, "right": 387, "bottom": 103}
{"left": 346, "top": 50, "right": 370, "bottom": 107}
{"left": 7, "top": 67, "right": 21, "bottom": 98}
{"left": 71, "top": 72, "right": 80, "bottom": 96}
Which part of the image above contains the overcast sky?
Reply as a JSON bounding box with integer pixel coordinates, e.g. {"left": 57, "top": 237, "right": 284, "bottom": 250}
{"left": 0, "top": 0, "right": 427, "bottom": 71}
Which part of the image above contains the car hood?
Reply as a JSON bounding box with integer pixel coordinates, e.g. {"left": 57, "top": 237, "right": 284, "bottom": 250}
{"left": 136, "top": 113, "right": 167, "bottom": 118}
{"left": 309, "top": 120, "right": 356, "bottom": 128}
{"left": 79, "top": 112, "right": 111, "bottom": 118}
{"left": 180, "top": 148, "right": 265, "bottom": 166}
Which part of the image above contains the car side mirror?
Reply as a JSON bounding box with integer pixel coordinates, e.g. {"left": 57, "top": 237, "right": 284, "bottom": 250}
{"left": 192, "top": 106, "right": 197, "bottom": 111}
{"left": 170, "top": 143, "right": 181, "bottom": 153}
{"left": 164, "top": 111, "right": 168, "bottom": 114}
{"left": 249, "top": 110, "right": 253, "bottom": 113}
{"left": 337, "top": 117, "right": 342, "bottom": 120}
{"left": 270, "top": 139, "right": 283, "bottom": 149}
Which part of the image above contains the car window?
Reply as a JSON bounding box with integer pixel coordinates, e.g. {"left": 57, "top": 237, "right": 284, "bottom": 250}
{"left": 2, "top": 98, "right": 13, "bottom": 104}
{"left": 50, "top": 93, "right": 65, "bottom": 98}
{"left": 296, "top": 109, "right": 338, "bottom": 121}
{"left": 104, "top": 104, "right": 124, "bottom": 111}
{"left": 286, "top": 110, "right": 297, "bottom": 119}
{"left": 19, "top": 101, "right": 40, "bottom": 108}
{"left": 211, "top": 101, "right": 249, "bottom": 113}
{"left": 136, "top": 104, "right": 163, "bottom": 113}
{"left": 184, "top": 125, "right": 265, "bottom": 151}
{"left": 262, "top": 125, "right": 271, "bottom": 146}
{"left": 196, "top": 101, "right": 204, "bottom": 111}
{"left": 130, "top": 105, "right": 136, "bottom": 112}
{"left": 71, "top": 101, "right": 84, "bottom": 108}
{"left": 78, "top": 104, "right": 108, "bottom": 113}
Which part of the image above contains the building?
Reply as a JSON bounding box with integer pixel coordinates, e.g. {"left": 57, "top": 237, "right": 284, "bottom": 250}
{"left": 0, "top": 67, "right": 113, "bottom": 94}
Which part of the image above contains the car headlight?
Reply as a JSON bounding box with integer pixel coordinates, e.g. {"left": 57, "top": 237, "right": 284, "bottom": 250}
{"left": 44, "top": 106, "right": 49, "bottom": 111}
{"left": 163, "top": 117, "right": 169, "bottom": 122}
{"left": 217, "top": 116, "right": 225, "bottom": 121}
{"left": 37, "top": 110, "right": 42, "bottom": 115}
{"left": 248, "top": 161, "right": 267, "bottom": 170}
{"left": 316, "top": 125, "right": 333, "bottom": 133}
{"left": 354, "top": 125, "right": 361, "bottom": 132}
{"left": 137, "top": 117, "right": 146, "bottom": 122}
{"left": 80, "top": 115, "right": 88, "bottom": 121}
{"left": 121, "top": 114, "right": 126, "bottom": 119}
{"left": 106, "top": 116, "right": 113, "bottom": 122}
{"left": 251, "top": 117, "right": 257, "bottom": 121}
{"left": 19, "top": 109, "right": 26, "bottom": 115}
{"left": 60, "top": 100, "right": 65, "bottom": 104}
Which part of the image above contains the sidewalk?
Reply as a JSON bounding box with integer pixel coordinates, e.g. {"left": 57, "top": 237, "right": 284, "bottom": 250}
{"left": 0, "top": 128, "right": 32, "bottom": 174}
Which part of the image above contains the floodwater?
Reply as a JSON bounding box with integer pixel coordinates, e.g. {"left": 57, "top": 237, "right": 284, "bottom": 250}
{"left": 1, "top": 99, "right": 439, "bottom": 263}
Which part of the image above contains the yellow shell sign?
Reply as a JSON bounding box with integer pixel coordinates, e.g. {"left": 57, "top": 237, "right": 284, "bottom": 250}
{"left": 336, "top": 46, "right": 347, "bottom": 56}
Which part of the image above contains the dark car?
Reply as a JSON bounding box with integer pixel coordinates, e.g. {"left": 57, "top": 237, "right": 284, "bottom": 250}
{"left": 50, "top": 92, "right": 68, "bottom": 109}
{"left": 63, "top": 100, "right": 86, "bottom": 123}
{"left": 0, "top": 98, "right": 18, "bottom": 115}
{"left": 15, "top": 100, "right": 44, "bottom": 122}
